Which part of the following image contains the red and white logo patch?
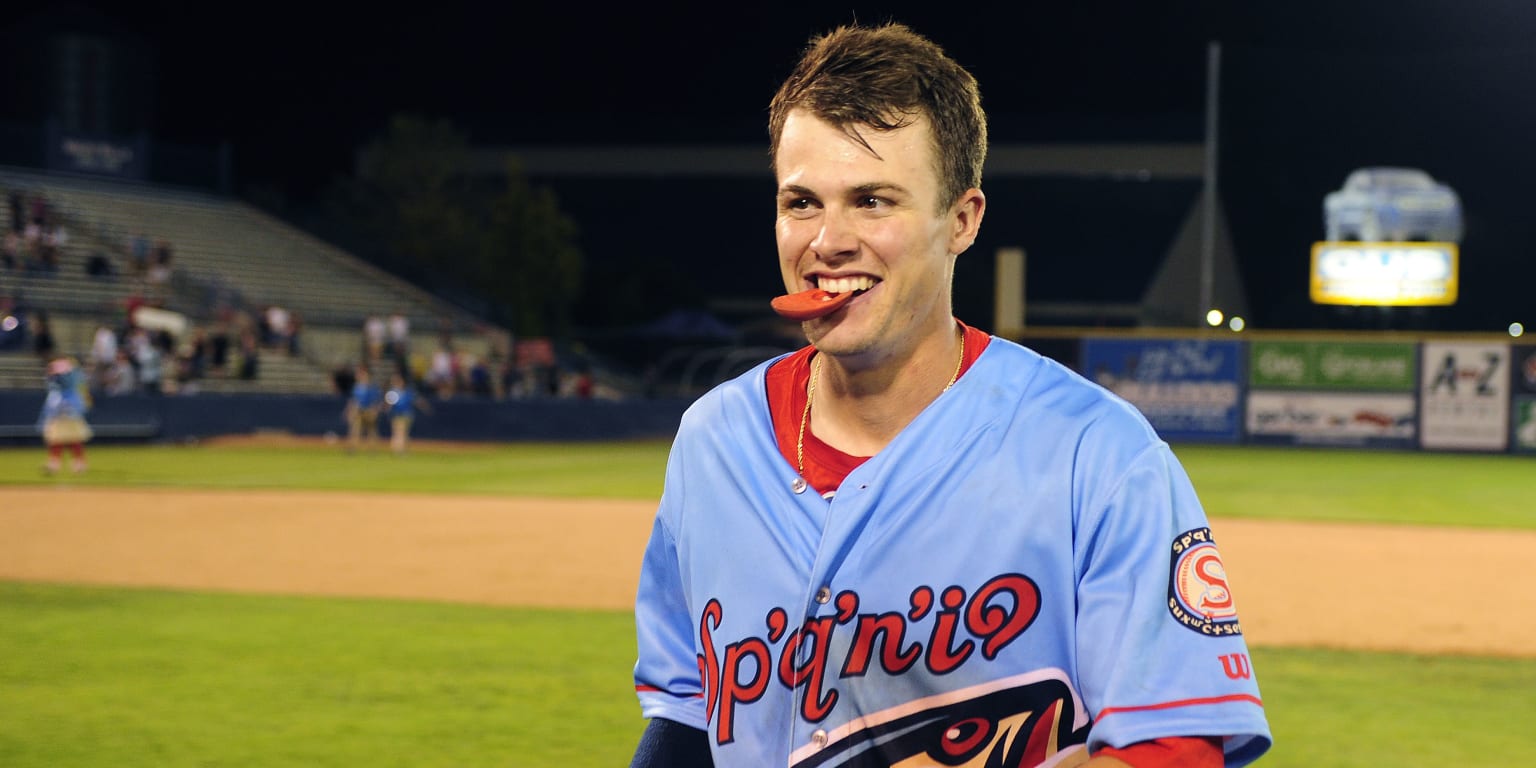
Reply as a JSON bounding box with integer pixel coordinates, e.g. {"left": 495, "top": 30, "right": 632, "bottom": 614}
{"left": 1167, "top": 527, "right": 1243, "bottom": 636}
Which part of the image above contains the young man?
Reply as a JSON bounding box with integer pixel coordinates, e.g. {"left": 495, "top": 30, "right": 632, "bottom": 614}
{"left": 631, "top": 23, "right": 1271, "bottom": 768}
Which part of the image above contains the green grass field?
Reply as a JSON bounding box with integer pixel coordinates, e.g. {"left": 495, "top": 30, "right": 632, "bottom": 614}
{"left": 4, "top": 440, "right": 1533, "bottom": 529}
{"left": 0, "top": 440, "right": 675, "bottom": 498}
{"left": 2, "top": 440, "right": 1534, "bottom": 766}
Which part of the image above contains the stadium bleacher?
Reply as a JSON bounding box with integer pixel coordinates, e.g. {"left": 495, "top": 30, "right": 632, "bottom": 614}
{"left": 0, "top": 167, "right": 498, "bottom": 395}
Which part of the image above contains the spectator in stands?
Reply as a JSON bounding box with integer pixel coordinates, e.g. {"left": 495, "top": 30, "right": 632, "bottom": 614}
{"left": 147, "top": 238, "right": 173, "bottom": 286}
{"left": 237, "top": 326, "right": 260, "bottom": 380}
{"left": 345, "top": 365, "right": 383, "bottom": 452}
{"left": 466, "top": 354, "right": 495, "bottom": 398}
{"left": 256, "top": 309, "right": 271, "bottom": 345}
{"left": 21, "top": 216, "right": 43, "bottom": 272}
{"left": 126, "top": 231, "right": 151, "bottom": 276}
{"left": 332, "top": 362, "right": 357, "bottom": 396}
{"left": 363, "top": 315, "right": 387, "bottom": 364}
{"left": 86, "top": 249, "right": 116, "bottom": 280}
{"left": 129, "top": 327, "right": 164, "bottom": 395}
{"left": 30, "top": 310, "right": 55, "bottom": 362}
{"left": 498, "top": 357, "right": 525, "bottom": 400}
{"left": 386, "top": 310, "right": 410, "bottom": 377}
{"left": 38, "top": 218, "right": 67, "bottom": 273}
{"left": 183, "top": 327, "right": 210, "bottom": 382}
{"left": 1, "top": 230, "right": 19, "bottom": 270}
{"left": 425, "top": 340, "right": 457, "bottom": 398}
{"left": 38, "top": 357, "right": 92, "bottom": 475}
{"left": 286, "top": 311, "right": 304, "bottom": 356}
{"left": 261, "top": 304, "right": 291, "bottom": 350}
{"left": 123, "top": 293, "right": 148, "bottom": 332}
{"left": 539, "top": 363, "right": 559, "bottom": 397}
{"left": 385, "top": 371, "right": 432, "bottom": 455}
{"left": 574, "top": 363, "right": 595, "bottom": 400}
{"left": 27, "top": 191, "right": 48, "bottom": 228}
{"left": 209, "top": 315, "right": 232, "bottom": 374}
{"left": 90, "top": 323, "right": 119, "bottom": 388}
{"left": 7, "top": 190, "right": 21, "bottom": 233}
{"left": 103, "top": 348, "right": 137, "bottom": 396}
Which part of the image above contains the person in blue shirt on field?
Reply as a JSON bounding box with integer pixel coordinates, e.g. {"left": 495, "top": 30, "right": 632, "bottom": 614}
{"left": 345, "top": 365, "right": 383, "bottom": 452}
{"left": 384, "top": 371, "right": 431, "bottom": 454}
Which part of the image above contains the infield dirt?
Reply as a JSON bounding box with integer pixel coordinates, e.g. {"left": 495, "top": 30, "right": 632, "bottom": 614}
{"left": 2, "top": 485, "right": 1533, "bottom": 658}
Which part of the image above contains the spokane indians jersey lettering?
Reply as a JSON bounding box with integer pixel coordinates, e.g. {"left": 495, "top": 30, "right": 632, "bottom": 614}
{"left": 633, "top": 338, "right": 1272, "bottom": 767}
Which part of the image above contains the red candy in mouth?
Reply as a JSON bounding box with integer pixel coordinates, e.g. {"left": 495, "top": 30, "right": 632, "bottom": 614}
{"left": 770, "top": 289, "right": 857, "bottom": 320}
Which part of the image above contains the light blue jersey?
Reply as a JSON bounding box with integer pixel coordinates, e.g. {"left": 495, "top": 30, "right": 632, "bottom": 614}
{"left": 38, "top": 368, "right": 90, "bottom": 427}
{"left": 634, "top": 337, "right": 1270, "bottom": 767}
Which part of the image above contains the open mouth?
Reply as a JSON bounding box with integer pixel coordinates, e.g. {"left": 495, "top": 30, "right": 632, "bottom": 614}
{"left": 770, "top": 276, "right": 877, "bottom": 321}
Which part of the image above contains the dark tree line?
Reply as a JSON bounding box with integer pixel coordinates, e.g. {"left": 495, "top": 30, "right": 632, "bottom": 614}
{"left": 323, "top": 115, "right": 583, "bottom": 337}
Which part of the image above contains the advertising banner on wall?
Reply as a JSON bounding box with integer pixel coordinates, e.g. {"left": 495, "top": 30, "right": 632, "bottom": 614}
{"left": 1510, "top": 344, "right": 1536, "bottom": 453}
{"left": 1245, "top": 391, "right": 1416, "bottom": 447}
{"left": 1420, "top": 342, "right": 1510, "bottom": 451}
{"left": 1249, "top": 340, "right": 1417, "bottom": 391}
{"left": 1515, "top": 400, "right": 1536, "bottom": 453}
{"left": 1245, "top": 340, "right": 1418, "bottom": 447}
{"left": 1081, "top": 338, "right": 1242, "bottom": 443}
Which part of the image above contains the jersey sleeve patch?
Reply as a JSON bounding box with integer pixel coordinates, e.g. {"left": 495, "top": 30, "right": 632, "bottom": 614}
{"left": 1166, "top": 527, "right": 1243, "bottom": 637}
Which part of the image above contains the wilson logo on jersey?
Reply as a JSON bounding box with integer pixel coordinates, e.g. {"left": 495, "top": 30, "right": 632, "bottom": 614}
{"left": 697, "top": 573, "right": 1043, "bottom": 747}
{"left": 1219, "top": 653, "right": 1253, "bottom": 680}
{"left": 1167, "top": 527, "right": 1243, "bottom": 636}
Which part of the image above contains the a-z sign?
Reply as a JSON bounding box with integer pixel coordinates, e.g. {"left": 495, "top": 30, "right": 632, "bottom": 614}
{"left": 1420, "top": 342, "right": 1509, "bottom": 451}
{"left": 1311, "top": 243, "right": 1458, "bottom": 306}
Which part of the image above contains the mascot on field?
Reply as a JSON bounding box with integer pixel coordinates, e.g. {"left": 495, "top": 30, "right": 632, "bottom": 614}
{"left": 38, "top": 356, "right": 93, "bottom": 474}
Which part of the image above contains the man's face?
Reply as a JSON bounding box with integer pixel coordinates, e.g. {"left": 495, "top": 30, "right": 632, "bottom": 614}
{"left": 774, "top": 109, "right": 983, "bottom": 364}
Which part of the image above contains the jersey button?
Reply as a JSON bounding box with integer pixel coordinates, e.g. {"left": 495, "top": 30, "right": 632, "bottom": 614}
{"left": 815, "top": 586, "right": 831, "bottom": 604}
{"left": 791, "top": 477, "right": 808, "bottom": 494}
{"left": 811, "top": 729, "right": 828, "bottom": 748}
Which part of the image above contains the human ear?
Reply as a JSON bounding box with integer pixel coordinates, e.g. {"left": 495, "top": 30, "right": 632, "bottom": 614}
{"left": 948, "top": 188, "right": 986, "bottom": 255}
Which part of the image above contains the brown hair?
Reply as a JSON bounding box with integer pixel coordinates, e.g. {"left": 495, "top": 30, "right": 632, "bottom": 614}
{"left": 768, "top": 22, "right": 987, "bottom": 212}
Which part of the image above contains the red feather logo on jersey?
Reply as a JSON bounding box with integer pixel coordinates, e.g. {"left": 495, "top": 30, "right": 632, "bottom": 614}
{"left": 1167, "top": 527, "right": 1244, "bottom": 636}
{"left": 787, "top": 670, "right": 1091, "bottom": 767}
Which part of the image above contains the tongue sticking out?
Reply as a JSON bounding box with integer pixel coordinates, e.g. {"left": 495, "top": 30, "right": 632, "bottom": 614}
{"left": 770, "top": 288, "right": 857, "bottom": 321}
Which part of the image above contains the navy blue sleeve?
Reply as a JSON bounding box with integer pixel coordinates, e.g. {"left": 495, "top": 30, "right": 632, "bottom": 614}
{"left": 630, "top": 718, "right": 713, "bottom": 768}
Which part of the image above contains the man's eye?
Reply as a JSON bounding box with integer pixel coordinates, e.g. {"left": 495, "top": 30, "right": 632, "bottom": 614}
{"left": 857, "top": 195, "right": 884, "bottom": 208}
{"left": 783, "top": 197, "right": 816, "bottom": 212}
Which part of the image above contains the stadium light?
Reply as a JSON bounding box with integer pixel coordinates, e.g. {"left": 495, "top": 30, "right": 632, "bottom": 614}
{"left": 1228, "top": 316, "right": 1246, "bottom": 332}
{"left": 1511, "top": 322, "right": 1526, "bottom": 338}
{"left": 1205, "top": 309, "right": 1224, "bottom": 327}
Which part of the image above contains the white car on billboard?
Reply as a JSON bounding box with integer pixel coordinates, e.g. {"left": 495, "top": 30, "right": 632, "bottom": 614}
{"left": 1323, "top": 167, "right": 1463, "bottom": 243}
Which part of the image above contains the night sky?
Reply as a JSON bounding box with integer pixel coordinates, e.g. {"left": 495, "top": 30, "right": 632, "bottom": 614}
{"left": 5, "top": 2, "right": 1535, "bottom": 332}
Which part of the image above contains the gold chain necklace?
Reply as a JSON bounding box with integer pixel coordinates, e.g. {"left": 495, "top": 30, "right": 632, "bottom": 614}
{"left": 797, "top": 329, "right": 965, "bottom": 477}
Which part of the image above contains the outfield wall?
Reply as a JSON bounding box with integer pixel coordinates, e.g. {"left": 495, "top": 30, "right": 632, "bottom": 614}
{"left": 3, "top": 334, "right": 1534, "bottom": 454}
{"left": 1036, "top": 332, "right": 1536, "bottom": 455}
{"left": 0, "top": 392, "right": 693, "bottom": 445}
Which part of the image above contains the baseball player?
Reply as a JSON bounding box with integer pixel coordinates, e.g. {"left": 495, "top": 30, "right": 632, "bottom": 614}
{"left": 383, "top": 372, "right": 431, "bottom": 454}
{"left": 344, "top": 365, "right": 383, "bottom": 452}
{"left": 38, "top": 356, "right": 93, "bottom": 474}
{"left": 630, "top": 23, "right": 1271, "bottom": 768}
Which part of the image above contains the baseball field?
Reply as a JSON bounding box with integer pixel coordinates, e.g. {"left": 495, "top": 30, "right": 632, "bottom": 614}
{"left": 2, "top": 437, "right": 1534, "bottom": 766}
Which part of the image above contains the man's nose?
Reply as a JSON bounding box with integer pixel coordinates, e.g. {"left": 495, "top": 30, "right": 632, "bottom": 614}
{"left": 809, "top": 208, "right": 858, "bottom": 261}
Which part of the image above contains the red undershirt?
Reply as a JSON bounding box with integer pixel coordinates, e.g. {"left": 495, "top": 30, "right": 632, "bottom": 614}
{"left": 764, "top": 321, "right": 1222, "bottom": 768}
